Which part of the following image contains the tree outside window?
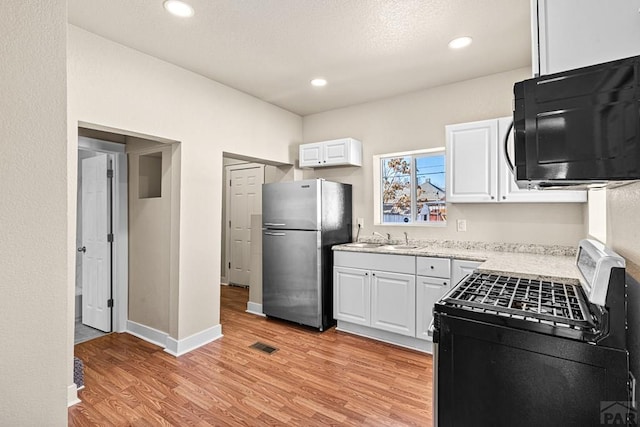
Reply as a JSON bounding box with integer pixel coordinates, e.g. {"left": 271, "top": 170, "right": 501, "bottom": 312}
{"left": 380, "top": 151, "right": 446, "bottom": 225}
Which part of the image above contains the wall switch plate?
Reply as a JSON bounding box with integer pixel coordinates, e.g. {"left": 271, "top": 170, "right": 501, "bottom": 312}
{"left": 457, "top": 219, "right": 467, "bottom": 232}
{"left": 356, "top": 218, "right": 364, "bottom": 229}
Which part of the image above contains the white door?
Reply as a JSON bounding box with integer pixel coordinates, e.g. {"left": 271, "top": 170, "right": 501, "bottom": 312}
{"left": 299, "top": 143, "right": 323, "bottom": 167}
{"left": 370, "top": 270, "right": 416, "bottom": 337}
{"left": 446, "top": 120, "right": 498, "bottom": 203}
{"left": 451, "top": 259, "right": 482, "bottom": 286}
{"left": 228, "top": 166, "right": 264, "bottom": 285}
{"left": 323, "top": 139, "right": 349, "bottom": 165}
{"left": 416, "top": 276, "right": 450, "bottom": 341}
{"left": 333, "top": 266, "right": 371, "bottom": 326}
{"left": 81, "top": 154, "right": 112, "bottom": 332}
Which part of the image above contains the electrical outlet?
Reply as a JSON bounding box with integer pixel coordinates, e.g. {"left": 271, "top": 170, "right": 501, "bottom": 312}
{"left": 457, "top": 219, "right": 467, "bottom": 232}
{"left": 356, "top": 218, "right": 365, "bottom": 229}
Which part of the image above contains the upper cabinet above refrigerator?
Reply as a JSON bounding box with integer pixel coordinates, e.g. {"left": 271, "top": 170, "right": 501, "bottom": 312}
{"left": 533, "top": 0, "right": 640, "bottom": 76}
{"left": 299, "top": 138, "right": 362, "bottom": 168}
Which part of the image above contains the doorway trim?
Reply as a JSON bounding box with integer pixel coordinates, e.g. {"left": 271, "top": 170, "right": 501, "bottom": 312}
{"left": 78, "top": 137, "right": 128, "bottom": 333}
{"left": 223, "top": 162, "right": 265, "bottom": 285}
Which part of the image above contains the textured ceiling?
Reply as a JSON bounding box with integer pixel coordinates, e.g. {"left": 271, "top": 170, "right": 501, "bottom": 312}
{"left": 68, "top": 0, "right": 532, "bottom": 116}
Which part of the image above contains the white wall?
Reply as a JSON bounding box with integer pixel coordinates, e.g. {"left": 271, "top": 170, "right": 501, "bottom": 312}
{"left": 607, "top": 182, "right": 640, "bottom": 277}
{"left": 0, "top": 1, "right": 68, "bottom": 424}
{"left": 67, "top": 25, "right": 302, "bottom": 353}
{"left": 303, "top": 68, "right": 586, "bottom": 246}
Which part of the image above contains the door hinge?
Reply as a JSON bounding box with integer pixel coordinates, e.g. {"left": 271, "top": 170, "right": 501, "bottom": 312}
{"left": 229, "top": 220, "right": 231, "bottom": 228}
{"left": 229, "top": 179, "right": 232, "bottom": 186}
{"left": 107, "top": 233, "right": 114, "bottom": 242}
{"left": 228, "top": 262, "right": 231, "bottom": 269}
{"left": 107, "top": 299, "right": 114, "bottom": 308}
{"left": 107, "top": 169, "right": 114, "bottom": 179}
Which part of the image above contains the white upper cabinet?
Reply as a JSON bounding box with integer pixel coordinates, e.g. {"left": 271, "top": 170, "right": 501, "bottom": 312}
{"left": 533, "top": 0, "right": 640, "bottom": 76}
{"left": 447, "top": 117, "right": 586, "bottom": 203}
{"left": 446, "top": 120, "right": 498, "bottom": 203}
{"left": 299, "top": 137, "right": 362, "bottom": 168}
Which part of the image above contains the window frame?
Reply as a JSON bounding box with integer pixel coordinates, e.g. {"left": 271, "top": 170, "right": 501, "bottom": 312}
{"left": 373, "top": 147, "right": 447, "bottom": 227}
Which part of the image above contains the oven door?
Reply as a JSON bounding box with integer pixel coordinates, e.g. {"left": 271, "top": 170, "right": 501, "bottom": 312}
{"left": 437, "top": 314, "right": 629, "bottom": 427}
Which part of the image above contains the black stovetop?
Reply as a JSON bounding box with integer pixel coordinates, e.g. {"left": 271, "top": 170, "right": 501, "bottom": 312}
{"left": 435, "top": 272, "right": 603, "bottom": 341}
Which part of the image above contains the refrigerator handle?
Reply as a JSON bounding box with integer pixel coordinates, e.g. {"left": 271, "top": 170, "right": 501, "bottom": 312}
{"left": 264, "top": 222, "right": 286, "bottom": 227}
{"left": 264, "top": 231, "right": 286, "bottom": 236}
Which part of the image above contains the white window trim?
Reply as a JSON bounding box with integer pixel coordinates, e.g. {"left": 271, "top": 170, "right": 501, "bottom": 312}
{"left": 373, "top": 147, "right": 447, "bottom": 227}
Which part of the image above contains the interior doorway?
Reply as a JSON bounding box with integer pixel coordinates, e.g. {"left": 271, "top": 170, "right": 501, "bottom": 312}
{"left": 226, "top": 163, "right": 264, "bottom": 286}
{"left": 75, "top": 135, "right": 127, "bottom": 344}
{"left": 220, "top": 153, "right": 296, "bottom": 315}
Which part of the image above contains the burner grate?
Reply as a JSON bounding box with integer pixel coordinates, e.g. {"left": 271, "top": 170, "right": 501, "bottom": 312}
{"left": 444, "top": 273, "right": 594, "bottom": 329}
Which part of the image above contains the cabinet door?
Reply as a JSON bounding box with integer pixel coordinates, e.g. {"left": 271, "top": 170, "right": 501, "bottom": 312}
{"left": 323, "top": 139, "right": 350, "bottom": 166}
{"left": 446, "top": 120, "right": 498, "bottom": 203}
{"left": 334, "top": 266, "right": 370, "bottom": 326}
{"left": 497, "top": 117, "right": 586, "bottom": 203}
{"left": 370, "top": 271, "right": 416, "bottom": 337}
{"left": 451, "top": 259, "right": 482, "bottom": 286}
{"left": 299, "top": 143, "right": 323, "bottom": 167}
{"left": 416, "top": 276, "right": 450, "bottom": 341}
{"left": 535, "top": 0, "right": 640, "bottom": 75}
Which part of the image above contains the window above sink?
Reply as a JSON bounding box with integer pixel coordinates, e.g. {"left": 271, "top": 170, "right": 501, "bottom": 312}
{"left": 373, "top": 148, "right": 447, "bottom": 227}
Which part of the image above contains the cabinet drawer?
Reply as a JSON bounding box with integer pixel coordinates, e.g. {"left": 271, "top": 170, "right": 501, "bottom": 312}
{"left": 334, "top": 251, "right": 415, "bottom": 274}
{"left": 416, "top": 256, "right": 451, "bottom": 278}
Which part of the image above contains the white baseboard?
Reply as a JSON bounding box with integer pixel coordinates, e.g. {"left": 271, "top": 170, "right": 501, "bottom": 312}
{"left": 165, "top": 324, "right": 223, "bottom": 357}
{"left": 67, "top": 383, "right": 81, "bottom": 407}
{"left": 336, "top": 321, "right": 432, "bottom": 354}
{"left": 246, "top": 301, "right": 265, "bottom": 317}
{"left": 126, "top": 320, "right": 168, "bottom": 348}
{"left": 126, "top": 320, "right": 223, "bottom": 357}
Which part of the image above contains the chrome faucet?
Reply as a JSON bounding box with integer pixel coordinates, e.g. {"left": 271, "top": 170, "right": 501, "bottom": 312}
{"left": 404, "top": 231, "right": 409, "bottom": 245}
{"left": 373, "top": 231, "right": 391, "bottom": 243}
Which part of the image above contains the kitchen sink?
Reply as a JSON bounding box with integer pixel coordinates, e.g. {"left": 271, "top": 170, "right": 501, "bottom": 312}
{"left": 345, "top": 242, "right": 383, "bottom": 248}
{"left": 380, "top": 244, "right": 419, "bottom": 250}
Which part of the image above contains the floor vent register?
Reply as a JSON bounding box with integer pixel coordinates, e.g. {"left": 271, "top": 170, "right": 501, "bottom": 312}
{"left": 250, "top": 341, "right": 278, "bottom": 354}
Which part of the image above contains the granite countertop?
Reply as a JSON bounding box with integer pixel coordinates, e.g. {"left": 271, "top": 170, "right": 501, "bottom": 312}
{"left": 333, "top": 239, "right": 581, "bottom": 284}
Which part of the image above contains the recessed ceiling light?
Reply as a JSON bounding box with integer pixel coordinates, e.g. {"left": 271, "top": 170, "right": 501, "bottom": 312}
{"left": 448, "top": 36, "right": 473, "bottom": 49}
{"left": 163, "top": 0, "right": 194, "bottom": 18}
{"left": 311, "top": 78, "right": 327, "bottom": 87}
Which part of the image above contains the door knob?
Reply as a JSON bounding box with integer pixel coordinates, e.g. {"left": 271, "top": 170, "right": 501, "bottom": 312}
{"left": 78, "top": 246, "right": 86, "bottom": 253}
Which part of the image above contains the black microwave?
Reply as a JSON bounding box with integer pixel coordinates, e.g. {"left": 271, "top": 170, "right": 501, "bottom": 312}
{"left": 512, "top": 54, "right": 640, "bottom": 189}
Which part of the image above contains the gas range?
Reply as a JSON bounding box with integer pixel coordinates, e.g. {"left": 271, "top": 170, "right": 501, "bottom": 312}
{"left": 438, "top": 272, "right": 598, "bottom": 339}
{"left": 434, "top": 239, "right": 627, "bottom": 347}
{"left": 431, "top": 239, "right": 632, "bottom": 426}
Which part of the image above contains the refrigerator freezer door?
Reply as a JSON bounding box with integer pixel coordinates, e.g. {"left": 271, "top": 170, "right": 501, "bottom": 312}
{"left": 262, "top": 180, "right": 321, "bottom": 230}
{"left": 262, "top": 229, "right": 322, "bottom": 328}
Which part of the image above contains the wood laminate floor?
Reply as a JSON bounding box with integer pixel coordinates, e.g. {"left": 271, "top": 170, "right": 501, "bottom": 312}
{"left": 69, "top": 285, "right": 433, "bottom": 426}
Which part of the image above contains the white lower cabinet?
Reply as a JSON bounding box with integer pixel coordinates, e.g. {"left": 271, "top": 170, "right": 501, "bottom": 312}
{"left": 334, "top": 266, "right": 370, "bottom": 326}
{"left": 371, "top": 271, "right": 416, "bottom": 337}
{"left": 451, "top": 259, "right": 482, "bottom": 286}
{"left": 415, "top": 256, "right": 452, "bottom": 341}
{"left": 334, "top": 250, "right": 458, "bottom": 352}
{"left": 416, "top": 276, "right": 450, "bottom": 341}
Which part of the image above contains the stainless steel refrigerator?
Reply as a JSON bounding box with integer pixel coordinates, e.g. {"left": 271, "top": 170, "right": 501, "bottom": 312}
{"left": 262, "top": 179, "right": 352, "bottom": 331}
